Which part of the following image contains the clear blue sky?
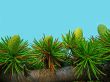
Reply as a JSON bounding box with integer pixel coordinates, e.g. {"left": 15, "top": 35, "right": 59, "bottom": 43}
{"left": 0, "top": 0, "right": 110, "bottom": 43}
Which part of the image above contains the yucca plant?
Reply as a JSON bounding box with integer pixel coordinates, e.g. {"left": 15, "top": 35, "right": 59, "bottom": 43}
{"left": 32, "top": 35, "right": 66, "bottom": 71}
{"left": 97, "top": 24, "right": 110, "bottom": 61}
{"left": 97, "top": 24, "right": 110, "bottom": 80}
{"left": 0, "top": 35, "right": 29, "bottom": 79}
{"left": 62, "top": 28, "right": 84, "bottom": 64}
{"left": 98, "top": 24, "right": 110, "bottom": 51}
{"left": 73, "top": 37, "right": 109, "bottom": 80}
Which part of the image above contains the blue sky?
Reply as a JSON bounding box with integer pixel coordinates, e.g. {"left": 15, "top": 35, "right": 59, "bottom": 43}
{"left": 0, "top": 0, "right": 110, "bottom": 43}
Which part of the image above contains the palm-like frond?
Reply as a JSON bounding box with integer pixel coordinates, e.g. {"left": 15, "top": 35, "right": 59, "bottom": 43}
{"left": 62, "top": 30, "right": 85, "bottom": 62}
{"left": 62, "top": 30, "right": 75, "bottom": 49}
{"left": 97, "top": 24, "right": 110, "bottom": 59}
{"left": 0, "top": 35, "right": 29, "bottom": 79}
{"left": 32, "top": 35, "right": 66, "bottom": 71}
{"left": 73, "top": 37, "right": 107, "bottom": 80}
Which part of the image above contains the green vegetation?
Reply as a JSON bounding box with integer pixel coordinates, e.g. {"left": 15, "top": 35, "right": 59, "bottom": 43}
{"left": 0, "top": 24, "right": 110, "bottom": 81}
{"left": 32, "top": 35, "right": 66, "bottom": 71}
{"left": 0, "top": 35, "right": 29, "bottom": 79}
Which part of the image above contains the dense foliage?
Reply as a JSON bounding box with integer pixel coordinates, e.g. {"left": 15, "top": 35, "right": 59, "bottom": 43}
{"left": 0, "top": 35, "right": 29, "bottom": 79}
{"left": 0, "top": 24, "right": 110, "bottom": 81}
